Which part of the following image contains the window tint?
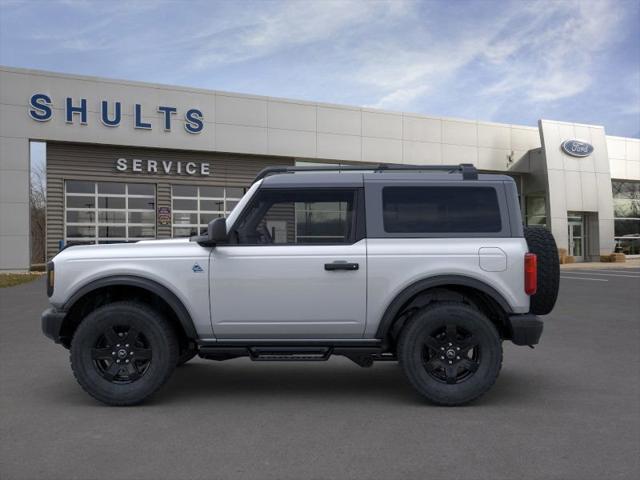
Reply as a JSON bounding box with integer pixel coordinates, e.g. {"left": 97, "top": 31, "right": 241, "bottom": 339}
{"left": 98, "top": 182, "right": 125, "bottom": 195}
{"left": 66, "top": 181, "right": 94, "bottom": 194}
{"left": 172, "top": 185, "right": 198, "bottom": 197}
{"left": 127, "top": 183, "right": 155, "bottom": 196}
{"left": 98, "top": 197, "right": 126, "bottom": 209}
{"left": 383, "top": 186, "right": 501, "bottom": 233}
{"left": 67, "top": 196, "right": 95, "bottom": 208}
{"left": 199, "top": 186, "right": 225, "bottom": 198}
{"left": 128, "top": 197, "right": 155, "bottom": 210}
{"left": 234, "top": 189, "right": 356, "bottom": 245}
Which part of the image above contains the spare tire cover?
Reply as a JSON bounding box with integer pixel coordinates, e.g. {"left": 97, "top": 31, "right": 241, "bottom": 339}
{"left": 524, "top": 226, "right": 560, "bottom": 315}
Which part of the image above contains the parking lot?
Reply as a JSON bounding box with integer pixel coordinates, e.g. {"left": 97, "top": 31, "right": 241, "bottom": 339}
{"left": 1, "top": 268, "right": 639, "bottom": 480}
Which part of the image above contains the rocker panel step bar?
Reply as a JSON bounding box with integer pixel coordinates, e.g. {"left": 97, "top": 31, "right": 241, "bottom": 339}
{"left": 249, "top": 346, "right": 332, "bottom": 361}
{"left": 197, "top": 342, "right": 395, "bottom": 367}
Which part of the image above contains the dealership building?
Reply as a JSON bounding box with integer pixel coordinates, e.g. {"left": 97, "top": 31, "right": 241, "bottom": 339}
{"left": 1, "top": 65, "right": 639, "bottom": 271}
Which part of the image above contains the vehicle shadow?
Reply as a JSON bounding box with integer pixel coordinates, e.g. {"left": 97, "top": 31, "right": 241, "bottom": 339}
{"left": 150, "top": 359, "right": 542, "bottom": 407}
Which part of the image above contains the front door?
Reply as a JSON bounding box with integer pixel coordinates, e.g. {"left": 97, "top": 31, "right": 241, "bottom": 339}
{"left": 209, "top": 187, "right": 366, "bottom": 339}
{"left": 568, "top": 213, "right": 584, "bottom": 262}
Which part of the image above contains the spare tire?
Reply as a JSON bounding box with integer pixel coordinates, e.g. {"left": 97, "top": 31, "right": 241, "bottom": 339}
{"left": 524, "top": 226, "right": 560, "bottom": 315}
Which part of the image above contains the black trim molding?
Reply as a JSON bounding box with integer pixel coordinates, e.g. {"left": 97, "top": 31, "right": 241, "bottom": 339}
{"left": 63, "top": 275, "right": 198, "bottom": 339}
{"left": 375, "top": 275, "right": 514, "bottom": 339}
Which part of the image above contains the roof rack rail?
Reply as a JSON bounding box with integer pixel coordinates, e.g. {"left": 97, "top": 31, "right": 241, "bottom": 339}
{"left": 253, "top": 163, "right": 478, "bottom": 183}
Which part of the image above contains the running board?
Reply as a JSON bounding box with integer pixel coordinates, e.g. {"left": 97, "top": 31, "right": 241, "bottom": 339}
{"left": 249, "top": 346, "right": 331, "bottom": 362}
{"left": 197, "top": 342, "right": 395, "bottom": 367}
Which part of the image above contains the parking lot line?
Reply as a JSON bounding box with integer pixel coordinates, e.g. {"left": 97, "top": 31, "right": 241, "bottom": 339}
{"left": 576, "top": 269, "right": 640, "bottom": 274}
{"left": 560, "top": 276, "right": 608, "bottom": 282}
{"left": 560, "top": 271, "right": 640, "bottom": 278}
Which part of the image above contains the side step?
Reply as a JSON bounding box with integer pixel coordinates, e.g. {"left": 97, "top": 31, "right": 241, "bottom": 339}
{"left": 249, "top": 346, "right": 331, "bottom": 362}
{"left": 197, "top": 342, "right": 396, "bottom": 367}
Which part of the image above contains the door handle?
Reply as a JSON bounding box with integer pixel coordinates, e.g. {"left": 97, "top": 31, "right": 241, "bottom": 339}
{"left": 324, "top": 261, "right": 359, "bottom": 271}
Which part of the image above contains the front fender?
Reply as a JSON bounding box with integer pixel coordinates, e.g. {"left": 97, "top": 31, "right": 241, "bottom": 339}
{"left": 62, "top": 275, "right": 198, "bottom": 339}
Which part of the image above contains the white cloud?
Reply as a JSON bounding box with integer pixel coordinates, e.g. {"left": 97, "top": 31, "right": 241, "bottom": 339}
{"left": 189, "top": 0, "right": 410, "bottom": 70}
{"left": 481, "top": 0, "right": 622, "bottom": 103}
{"left": 361, "top": 37, "right": 496, "bottom": 109}
{"left": 355, "top": 0, "right": 624, "bottom": 111}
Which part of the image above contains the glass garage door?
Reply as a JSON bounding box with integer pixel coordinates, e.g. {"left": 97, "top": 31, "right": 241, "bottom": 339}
{"left": 171, "top": 185, "right": 244, "bottom": 237}
{"left": 65, "top": 180, "right": 156, "bottom": 245}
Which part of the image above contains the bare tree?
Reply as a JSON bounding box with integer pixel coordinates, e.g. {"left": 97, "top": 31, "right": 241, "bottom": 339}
{"left": 30, "top": 162, "right": 46, "bottom": 266}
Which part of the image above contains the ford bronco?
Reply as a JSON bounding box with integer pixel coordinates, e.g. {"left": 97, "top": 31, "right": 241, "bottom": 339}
{"left": 42, "top": 164, "right": 559, "bottom": 406}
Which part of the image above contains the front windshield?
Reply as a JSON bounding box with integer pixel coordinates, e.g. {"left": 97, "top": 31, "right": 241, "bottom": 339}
{"left": 224, "top": 180, "right": 262, "bottom": 231}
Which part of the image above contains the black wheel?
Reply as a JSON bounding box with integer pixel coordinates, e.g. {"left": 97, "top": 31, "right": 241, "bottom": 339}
{"left": 177, "top": 345, "right": 197, "bottom": 366}
{"left": 398, "top": 302, "right": 502, "bottom": 406}
{"left": 524, "top": 226, "right": 560, "bottom": 315}
{"left": 70, "top": 301, "right": 178, "bottom": 406}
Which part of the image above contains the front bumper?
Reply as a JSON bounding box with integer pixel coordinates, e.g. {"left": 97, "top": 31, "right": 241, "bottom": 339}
{"left": 508, "top": 314, "right": 543, "bottom": 346}
{"left": 41, "top": 307, "right": 67, "bottom": 344}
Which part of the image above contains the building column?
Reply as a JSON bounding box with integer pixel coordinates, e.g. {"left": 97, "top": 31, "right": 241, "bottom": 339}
{"left": 0, "top": 136, "right": 30, "bottom": 271}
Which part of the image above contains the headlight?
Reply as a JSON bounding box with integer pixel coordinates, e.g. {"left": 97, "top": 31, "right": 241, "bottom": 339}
{"left": 47, "top": 261, "right": 54, "bottom": 297}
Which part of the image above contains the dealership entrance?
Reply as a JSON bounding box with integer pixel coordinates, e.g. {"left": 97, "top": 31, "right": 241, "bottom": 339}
{"left": 567, "top": 212, "right": 585, "bottom": 261}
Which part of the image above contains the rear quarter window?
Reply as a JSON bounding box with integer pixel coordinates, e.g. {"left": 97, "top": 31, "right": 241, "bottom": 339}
{"left": 382, "top": 186, "right": 502, "bottom": 233}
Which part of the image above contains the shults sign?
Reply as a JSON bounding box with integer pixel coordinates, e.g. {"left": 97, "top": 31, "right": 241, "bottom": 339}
{"left": 28, "top": 93, "right": 204, "bottom": 134}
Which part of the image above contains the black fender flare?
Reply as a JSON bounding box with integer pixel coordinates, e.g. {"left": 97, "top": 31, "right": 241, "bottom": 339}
{"left": 63, "top": 275, "right": 198, "bottom": 339}
{"left": 375, "top": 275, "right": 514, "bottom": 340}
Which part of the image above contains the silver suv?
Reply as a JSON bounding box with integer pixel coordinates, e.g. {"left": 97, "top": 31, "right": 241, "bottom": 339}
{"left": 42, "top": 164, "right": 560, "bottom": 406}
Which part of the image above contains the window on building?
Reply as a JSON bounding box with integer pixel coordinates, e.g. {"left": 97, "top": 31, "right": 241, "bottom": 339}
{"left": 382, "top": 186, "right": 501, "bottom": 233}
{"left": 171, "top": 185, "right": 245, "bottom": 237}
{"left": 612, "top": 180, "right": 640, "bottom": 255}
{"left": 65, "top": 181, "right": 156, "bottom": 245}
{"left": 525, "top": 195, "right": 547, "bottom": 227}
{"left": 232, "top": 189, "right": 356, "bottom": 245}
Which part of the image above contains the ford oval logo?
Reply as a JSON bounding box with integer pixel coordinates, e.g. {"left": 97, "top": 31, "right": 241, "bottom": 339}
{"left": 561, "top": 139, "right": 594, "bottom": 157}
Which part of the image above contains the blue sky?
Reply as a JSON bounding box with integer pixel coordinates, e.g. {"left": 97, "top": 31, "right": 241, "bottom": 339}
{"left": 1, "top": 0, "right": 639, "bottom": 137}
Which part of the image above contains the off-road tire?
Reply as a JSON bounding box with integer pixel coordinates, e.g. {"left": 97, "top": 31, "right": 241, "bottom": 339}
{"left": 70, "top": 301, "right": 178, "bottom": 406}
{"left": 524, "top": 226, "right": 560, "bottom": 315}
{"left": 398, "top": 302, "right": 502, "bottom": 406}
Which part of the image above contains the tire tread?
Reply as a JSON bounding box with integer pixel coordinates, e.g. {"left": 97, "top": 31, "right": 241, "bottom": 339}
{"left": 524, "top": 226, "right": 560, "bottom": 315}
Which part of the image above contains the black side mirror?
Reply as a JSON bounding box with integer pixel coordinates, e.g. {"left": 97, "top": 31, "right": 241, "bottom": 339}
{"left": 207, "top": 217, "right": 227, "bottom": 244}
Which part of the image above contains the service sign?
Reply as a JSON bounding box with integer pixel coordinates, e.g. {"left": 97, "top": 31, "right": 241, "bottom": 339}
{"left": 561, "top": 139, "right": 594, "bottom": 157}
{"left": 115, "top": 157, "right": 210, "bottom": 176}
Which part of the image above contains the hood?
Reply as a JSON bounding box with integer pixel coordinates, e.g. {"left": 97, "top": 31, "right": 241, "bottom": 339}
{"left": 53, "top": 237, "right": 201, "bottom": 262}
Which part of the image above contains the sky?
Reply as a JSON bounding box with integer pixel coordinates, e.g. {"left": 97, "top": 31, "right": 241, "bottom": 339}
{"left": 1, "top": 0, "right": 639, "bottom": 137}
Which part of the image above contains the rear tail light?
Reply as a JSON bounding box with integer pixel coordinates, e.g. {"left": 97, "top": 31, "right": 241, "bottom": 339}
{"left": 524, "top": 253, "right": 537, "bottom": 295}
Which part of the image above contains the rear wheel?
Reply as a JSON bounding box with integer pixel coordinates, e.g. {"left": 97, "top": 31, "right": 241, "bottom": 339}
{"left": 70, "top": 301, "right": 178, "bottom": 406}
{"left": 398, "top": 302, "right": 502, "bottom": 405}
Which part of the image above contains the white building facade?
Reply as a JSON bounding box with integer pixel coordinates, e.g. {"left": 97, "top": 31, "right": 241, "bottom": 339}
{"left": 1, "top": 66, "right": 638, "bottom": 270}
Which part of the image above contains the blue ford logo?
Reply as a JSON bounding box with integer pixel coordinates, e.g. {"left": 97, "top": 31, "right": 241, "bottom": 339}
{"left": 561, "top": 139, "right": 594, "bottom": 157}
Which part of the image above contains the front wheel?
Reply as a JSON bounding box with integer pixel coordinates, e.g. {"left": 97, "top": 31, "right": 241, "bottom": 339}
{"left": 70, "top": 301, "right": 178, "bottom": 406}
{"left": 398, "top": 302, "right": 502, "bottom": 406}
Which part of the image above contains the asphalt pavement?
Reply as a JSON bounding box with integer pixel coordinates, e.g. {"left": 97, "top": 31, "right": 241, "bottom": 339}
{"left": 1, "top": 270, "right": 639, "bottom": 480}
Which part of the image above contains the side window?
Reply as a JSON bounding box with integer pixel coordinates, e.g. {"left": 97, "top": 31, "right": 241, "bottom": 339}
{"left": 232, "top": 189, "right": 357, "bottom": 245}
{"left": 382, "top": 186, "right": 502, "bottom": 233}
